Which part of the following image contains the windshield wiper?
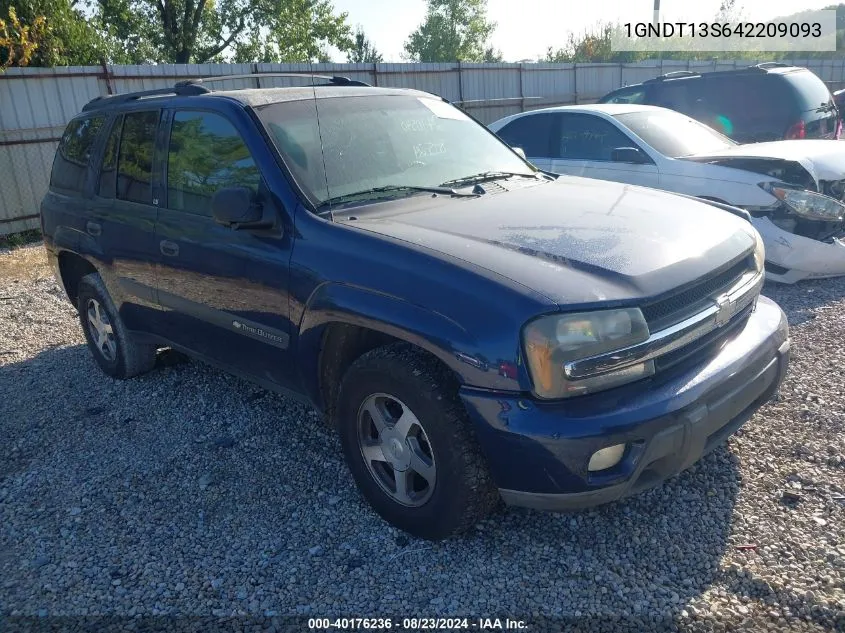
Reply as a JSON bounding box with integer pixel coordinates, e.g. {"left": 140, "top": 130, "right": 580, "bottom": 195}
{"left": 439, "top": 171, "right": 538, "bottom": 188}
{"left": 318, "top": 185, "right": 476, "bottom": 209}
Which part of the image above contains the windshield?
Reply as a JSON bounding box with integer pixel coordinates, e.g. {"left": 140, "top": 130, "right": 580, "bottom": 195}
{"left": 256, "top": 94, "right": 535, "bottom": 206}
{"left": 613, "top": 110, "right": 736, "bottom": 157}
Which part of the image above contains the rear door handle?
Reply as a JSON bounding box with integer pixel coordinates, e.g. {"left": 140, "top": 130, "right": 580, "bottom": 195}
{"left": 86, "top": 221, "right": 101, "bottom": 237}
{"left": 159, "top": 240, "right": 179, "bottom": 257}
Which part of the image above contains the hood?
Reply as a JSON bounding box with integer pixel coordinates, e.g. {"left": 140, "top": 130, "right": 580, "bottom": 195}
{"left": 682, "top": 140, "right": 845, "bottom": 188}
{"left": 343, "top": 176, "right": 755, "bottom": 307}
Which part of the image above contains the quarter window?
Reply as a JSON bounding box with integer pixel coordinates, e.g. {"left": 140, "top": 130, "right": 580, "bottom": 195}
{"left": 167, "top": 111, "right": 261, "bottom": 216}
{"left": 50, "top": 116, "right": 105, "bottom": 193}
{"left": 117, "top": 111, "right": 160, "bottom": 205}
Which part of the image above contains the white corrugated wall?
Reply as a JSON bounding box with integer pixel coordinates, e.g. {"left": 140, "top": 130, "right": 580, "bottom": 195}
{"left": 2, "top": 59, "right": 844, "bottom": 234}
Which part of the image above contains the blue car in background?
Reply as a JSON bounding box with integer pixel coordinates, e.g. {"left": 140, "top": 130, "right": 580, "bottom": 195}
{"left": 40, "top": 75, "right": 790, "bottom": 540}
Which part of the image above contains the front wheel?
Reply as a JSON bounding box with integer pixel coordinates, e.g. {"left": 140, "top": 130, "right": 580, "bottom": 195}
{"left": 336, "top": 344, "right": 499, "bottom": 540}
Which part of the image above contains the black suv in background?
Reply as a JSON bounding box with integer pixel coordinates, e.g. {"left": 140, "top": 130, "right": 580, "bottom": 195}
{"left": 599, "top": 63, "right": 839, "bottom": 143}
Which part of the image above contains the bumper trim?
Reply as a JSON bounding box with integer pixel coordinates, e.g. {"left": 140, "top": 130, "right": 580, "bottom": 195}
{"left": 499, "top": 336, "right": 790, "bottom": 512}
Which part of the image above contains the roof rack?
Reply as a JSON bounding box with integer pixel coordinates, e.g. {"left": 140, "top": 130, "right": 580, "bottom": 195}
{"left": 175, "top": 73, "right": 371, "bottom": 88}
{"left": 748, "top": 62, "right": 792, "bottom": 71}
{"left": 82, "top": 84, "right": 209, "bottom": 111}
{"left": 645, "top": 70, "right": 700, "bottom": 83}
{"left": 82, "top": 73, "right": 371, "bottom": 112}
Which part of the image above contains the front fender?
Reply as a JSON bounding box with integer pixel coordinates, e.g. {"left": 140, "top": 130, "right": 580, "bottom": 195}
{"left": 295, "top": 282, "right": 521, "bottom": 409}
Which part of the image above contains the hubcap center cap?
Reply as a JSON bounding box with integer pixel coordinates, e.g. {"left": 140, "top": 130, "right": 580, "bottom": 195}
{"left": 382, "top": 433, "right": 411, "bottom": 470}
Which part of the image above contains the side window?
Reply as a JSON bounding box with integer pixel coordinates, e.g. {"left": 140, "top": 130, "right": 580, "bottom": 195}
{"left": 495, "top": 114, "right": 557, "bottom": 158}
{"left": 117, "top": 111, "right": 160, "bottom": 205}
{"left": 653, "top": 80, "right": 700, "bottom": 115}
{"left": 50, "top": 116, "right": 105, "bottom": 193}
{"left": 97, "top": 116, "right": 122, "bottom": 198}
{"left": 604, "top": 87, "right": 646, "bottom": 104}
{"left": 167, "top": 111, "right": 262, "bottom": 216}
{"left": 557, "top": 114, "right": 637, "bottom": 162}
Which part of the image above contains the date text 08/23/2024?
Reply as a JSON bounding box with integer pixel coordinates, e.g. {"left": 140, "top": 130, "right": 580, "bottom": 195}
{"left": 308, "top": 618, "right": 528, "bottom": 630}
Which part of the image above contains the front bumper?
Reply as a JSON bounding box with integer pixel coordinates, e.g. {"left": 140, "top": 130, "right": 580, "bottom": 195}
{"left": 459, "top": 295, "right": 790, "bottom": 511}
{"left": 753, "top": 216, "right": 845, "bottom": 283}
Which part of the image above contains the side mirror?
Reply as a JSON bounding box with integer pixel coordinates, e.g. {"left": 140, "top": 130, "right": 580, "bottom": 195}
{"left": 512, "top": 147, "right": 527, "bottom": 160}
{"left": 611, "top": 147, "right": 650, "bottom": 164}
{"left": 211, "top": 187, "right": 266, "bottom": 229}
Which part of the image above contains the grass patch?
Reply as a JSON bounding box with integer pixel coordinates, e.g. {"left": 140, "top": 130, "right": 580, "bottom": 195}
{"left": 0, "top": 242, "right": 51, "bottom": 283}
{"left": 0, "top": 229, "right": 42, "bottom": 250}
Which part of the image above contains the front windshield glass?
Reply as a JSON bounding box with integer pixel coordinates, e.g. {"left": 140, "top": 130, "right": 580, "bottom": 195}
{"left": 614, "top": 110, "right": 737, "bottom": 157}
{"left": 256, "top": 94, "right": 535, "bottom": 206}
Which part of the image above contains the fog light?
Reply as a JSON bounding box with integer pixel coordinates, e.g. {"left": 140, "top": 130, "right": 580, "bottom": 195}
{"left": 588, "top": 443, "right": 626, "bottom": 472}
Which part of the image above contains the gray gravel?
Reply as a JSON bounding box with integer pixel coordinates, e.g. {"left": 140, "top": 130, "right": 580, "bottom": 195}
{"left": 1, "top": 244, "right": 844, "bottom": 631}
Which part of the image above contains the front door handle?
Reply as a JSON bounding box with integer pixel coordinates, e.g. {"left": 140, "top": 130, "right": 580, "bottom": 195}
{"left": 86, "top": 221, "right": 101, "bottom": 237}
{"left": 159, "top": 240, "right": 179, "bottom": 257}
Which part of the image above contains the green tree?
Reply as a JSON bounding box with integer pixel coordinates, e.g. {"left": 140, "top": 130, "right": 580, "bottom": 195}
{"left": 404, "top": 0, "right": 498, "bottom": 62}
{"left": 346, "top": 25, "right": 382, "bottom": 63}
{"left": 0, "top": 6, "right": 46, "bottom": 68}
{"left": 544, "top": 23, "right": 647, "bottom": 63}
{"left": 97, "top": 0, "right": 353, "bottom": 64}
{"left": 0, "top": 0, "right": 118, "bottom": 66}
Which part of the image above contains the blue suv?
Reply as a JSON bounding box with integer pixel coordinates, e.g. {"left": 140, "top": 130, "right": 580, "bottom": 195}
{"left": 40, "top": 74, "right": 790, "bottom": 539}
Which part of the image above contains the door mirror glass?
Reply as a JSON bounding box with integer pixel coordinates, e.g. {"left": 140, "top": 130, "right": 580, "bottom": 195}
{"left": 611, "top": 147, "right": 649, "bottom": 164}
{"left": 211, "top": 187, "right": 264, "bottom": 228}
{"left": 512, "top": 147, "right": 527, "bottom": 160}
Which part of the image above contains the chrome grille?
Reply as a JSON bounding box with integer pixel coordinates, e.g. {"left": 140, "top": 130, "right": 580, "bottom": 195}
{"left": 565, "top": 269, "right": 763, "bottom": 381}
{"left": 641, "top": 258, "right": 750, "bottom": 332}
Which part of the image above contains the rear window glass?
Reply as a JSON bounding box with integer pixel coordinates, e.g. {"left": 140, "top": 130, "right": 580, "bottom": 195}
{"left": 783, "top": 70, "right": 834, "bottom": 112}
{"left": 117, "top": 111, "right": 160, "bottom": 205}
{"left": 50, "top": 116, "right": 105, "bottom": 193}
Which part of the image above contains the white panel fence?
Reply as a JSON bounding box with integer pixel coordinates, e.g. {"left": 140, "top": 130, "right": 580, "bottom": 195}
{"left": 2, "top": 58, "right": 845, "bottom": 234}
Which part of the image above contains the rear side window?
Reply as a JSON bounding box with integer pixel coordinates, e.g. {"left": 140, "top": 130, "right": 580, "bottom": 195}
{"left": 696, "top": 75, "right": 793, "bottom": 134}
{"left": 495, "top": 114, "right": 557, "bottom": 158}
{"left": 783, "top": 70, "right": 834, "bottom": 112}
{"left": 166, "top": 110, "right": 261, "bottom": 216}
{"left": 603, "top": 87, "right": 647, "bottom": 104}
{"left": 117, "top": 111, "right": 160, "bottom": 205}
{"left": 652, "top": 79, "right": 702, "bottom": 115}
{"left": 50, "top": 116, "right": 105, "bottom": 193}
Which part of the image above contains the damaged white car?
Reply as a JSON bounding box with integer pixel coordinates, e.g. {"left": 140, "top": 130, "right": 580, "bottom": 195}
{"left": 490, "top": 104, "right": 845, "bottom": 283}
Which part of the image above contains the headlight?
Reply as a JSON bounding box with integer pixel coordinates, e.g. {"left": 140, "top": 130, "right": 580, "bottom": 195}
{"left": 523, "top": 308, "right": 653, "bottom": 399}
{"left": 759, "top": 182, "right": 845, "bottom": 221}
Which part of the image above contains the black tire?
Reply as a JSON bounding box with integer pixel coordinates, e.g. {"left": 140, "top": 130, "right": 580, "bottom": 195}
{"left": 336, "top": 343, "right": 499, "bottom": 540}
{"left": 77, "top": 273, "right": 157, "bottom": 379}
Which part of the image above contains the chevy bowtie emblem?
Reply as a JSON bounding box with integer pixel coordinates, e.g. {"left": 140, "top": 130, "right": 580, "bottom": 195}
{"left": 714, "top": 296, "right": 731, "bottom": 327}
{"left": 232, "top": 321, "right": 242, "bottom": 329}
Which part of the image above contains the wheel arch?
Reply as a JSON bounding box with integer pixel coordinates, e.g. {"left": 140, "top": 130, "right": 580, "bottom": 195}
{"left": 296, "top": 283, "right": 483, "bottom": 423}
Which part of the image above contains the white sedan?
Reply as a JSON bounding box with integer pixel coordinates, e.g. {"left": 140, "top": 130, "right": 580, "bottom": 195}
{"left": 490, "top": 104, "right": 845, "bottom": 284}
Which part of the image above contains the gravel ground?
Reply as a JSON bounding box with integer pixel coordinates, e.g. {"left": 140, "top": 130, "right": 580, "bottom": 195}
{"left": 1, "top": 243, "right": 844, "bottom": 632}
